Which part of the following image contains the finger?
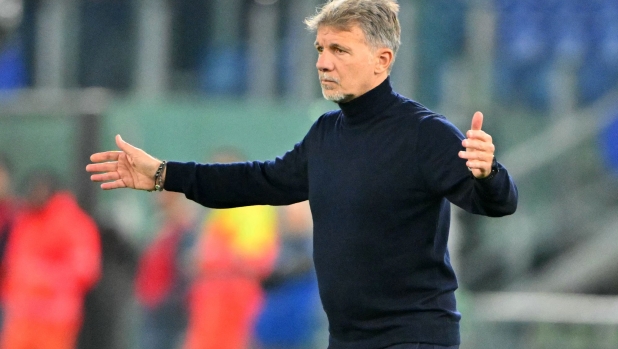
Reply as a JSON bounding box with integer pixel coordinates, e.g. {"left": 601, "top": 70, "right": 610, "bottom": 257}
{"left": 101, "top": 179, "right": 127, "bottom": 190}
{"left": 90, "top": 172, "right": 121, "bottom": 182}
{"left": 458, "top": 151, "right": 494, "bottom": 162}
{"left": 471, "top": 111, "right": 483, "bottom": 131}
{"left": 461, "top": 139, "right": 495, "bottom": 152}
{"left": 90, "top": 151, "right": 121, "bottom": 163}
{"left": 86, "top": 162, "right": 118, "bottom": 173}
{"left": 115, "top": 135, "right": 138, "bottom": 156}
{"left": 465, "top": 130, "right": 492, "bottom": 142}
{"left": 465, "top": 159, "right": 491, "bottom": 171}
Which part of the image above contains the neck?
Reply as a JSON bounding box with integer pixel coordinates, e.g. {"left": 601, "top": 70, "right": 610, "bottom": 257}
{"left": 354, "top": 74, "right": 389, "bottom": 102}
{"left": 337, "top": 76, "right": 398, "bottom": 127}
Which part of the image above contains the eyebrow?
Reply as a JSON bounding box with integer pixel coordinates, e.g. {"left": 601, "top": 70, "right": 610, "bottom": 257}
{"left": 314, "top": 42, "right": 350, "bottom": 52}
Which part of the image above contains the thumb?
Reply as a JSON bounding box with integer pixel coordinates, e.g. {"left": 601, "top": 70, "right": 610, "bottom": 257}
{"left": 115, "top": 135, "right": 135, "bottom": 155}
{"left": 471, "top": 111, "right": 484, "bottom": 131}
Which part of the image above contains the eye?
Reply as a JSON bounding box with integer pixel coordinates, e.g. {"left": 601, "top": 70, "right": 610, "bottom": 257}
{"left": 333, "top": 46, "right": 350, "bottom": 55}
{"left": 316, "top": 46, "right": 324, "bottom": 54}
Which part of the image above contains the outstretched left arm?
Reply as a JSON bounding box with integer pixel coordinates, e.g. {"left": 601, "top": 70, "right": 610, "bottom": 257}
{"left": 418, "top": 111, "right": 518, "bottom": 217}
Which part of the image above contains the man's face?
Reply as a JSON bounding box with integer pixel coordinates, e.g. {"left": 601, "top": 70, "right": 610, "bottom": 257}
{"left": 315, "top": 24, "right": 380, "bottom": 103}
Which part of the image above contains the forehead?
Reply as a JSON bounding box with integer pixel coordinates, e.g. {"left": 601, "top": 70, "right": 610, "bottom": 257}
{"left": 315, "top": 24, "right": 368, "bottom": 46}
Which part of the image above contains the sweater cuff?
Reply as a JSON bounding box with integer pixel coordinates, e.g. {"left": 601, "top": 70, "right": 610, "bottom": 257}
{"left": 163, "top": 161, "right": 195, "bottom": 193}
{"left": 473, "top": 161, "right": 508, "bottom": 191}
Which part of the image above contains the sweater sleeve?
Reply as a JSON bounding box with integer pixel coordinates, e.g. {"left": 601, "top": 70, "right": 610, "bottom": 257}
{"left": 163, "top": 140, "right": 309, "bottom": 208}
{"left": 417, "top": 115, "right": 518, "bottom": 217}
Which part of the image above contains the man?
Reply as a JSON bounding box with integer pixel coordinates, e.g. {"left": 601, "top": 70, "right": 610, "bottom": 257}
{"left": 182, "top": 148, "right": 279, "bottom": 349}
{"left": 0, "top": 153, "right": 19, "bottom": 330}
{"left": 253, "top": 201, "right": 323, "bottom": 349}
{"left": 0, "top": 153, "right": 17, "bottom": 263}
{"left": 87, "top": 1, "right": 518, "bottom": 348}
{"left": 134, "top": 190, "right": 198, "bottom": 349}
{"left": 1, "top": 170, "right": 101, "bottom": 349}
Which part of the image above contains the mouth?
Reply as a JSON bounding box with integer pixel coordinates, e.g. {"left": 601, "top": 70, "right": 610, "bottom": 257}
{"left": 319, "top": 75, "right": 339, "bottom": 85}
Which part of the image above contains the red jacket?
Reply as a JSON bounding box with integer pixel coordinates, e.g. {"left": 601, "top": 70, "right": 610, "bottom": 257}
{"left": 0, "top": 197, "right": 19, "bottom": 261}
{"left": 135, "top": 222, "right": 191, "bottom": 309}
{"left": 1, "top": 192, "right": 101, "bottom": 322}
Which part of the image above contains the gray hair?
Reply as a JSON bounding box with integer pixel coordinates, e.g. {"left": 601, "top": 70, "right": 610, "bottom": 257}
{"left": 305, "top": 0, "right": 401, "bottom": 61}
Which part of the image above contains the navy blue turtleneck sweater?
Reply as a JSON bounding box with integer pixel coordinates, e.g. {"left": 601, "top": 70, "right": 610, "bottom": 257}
{"left": 164, "top": 77, "right": 518, "bottom": 348}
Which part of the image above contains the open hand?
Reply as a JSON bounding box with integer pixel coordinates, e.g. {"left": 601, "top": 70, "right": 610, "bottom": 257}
{"left": 458, "top": 111, "right": 495, "bottom": 179}
{"left": 86, "top": 135, "right": 162, "bottom": 190}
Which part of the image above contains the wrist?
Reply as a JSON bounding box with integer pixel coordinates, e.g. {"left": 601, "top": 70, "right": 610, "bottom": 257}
{"left": 153, "top": 161, "right": 167, "bottom": 191}
{"left": 475, "top": 157, "right": 498, "bottom": 181}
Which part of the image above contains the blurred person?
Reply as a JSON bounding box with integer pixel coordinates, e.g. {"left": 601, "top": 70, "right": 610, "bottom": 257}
{"left": 0, "top": 36, "right": 27, "bottom": 91}
{"left": 0, "top": 169, "right": 101, "bottom": 349}
{"left": 78, "top": 224, "right": 138, "bottom": 349}
{"left": 0, "top": 154, "right": 19, "bottom": 329}
{"left": 87, "top": 1, "right": 518, "bottom": 348}
{"left": 253, "top": 200, "right": 323, "bottom": 349}
{"left": 0, "top": 153, "right": 18, "bottom": 263}
{"left": 134, "top": 190, "right": 199, "bottom": 349}
{"left": 182, "top": 148, "right": 279, "bottom": 349}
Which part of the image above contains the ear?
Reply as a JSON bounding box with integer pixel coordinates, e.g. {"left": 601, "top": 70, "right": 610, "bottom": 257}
{"left": 374, "top": 48, "right": 393, "bottom": 75}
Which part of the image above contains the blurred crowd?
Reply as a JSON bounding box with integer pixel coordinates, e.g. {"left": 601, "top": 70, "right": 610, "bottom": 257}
{"left": 493, "top": 0, "right": 618, "bottom": 109}
{"left": 0, "top": 149, "right": 326, "bottom": 349}
{"left": 1, "top": 0, "right": 617, "bottom": 110}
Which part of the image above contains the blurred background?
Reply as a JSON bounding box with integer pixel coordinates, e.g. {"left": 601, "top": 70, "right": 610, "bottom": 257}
{"left": 0, "top": 0, "right": 618, "bottom": 348}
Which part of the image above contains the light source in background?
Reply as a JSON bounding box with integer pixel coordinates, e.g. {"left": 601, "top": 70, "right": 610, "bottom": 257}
{"left": 0, "top": 0, "right": 23, "bottom": 30}
{"left": 0, "top": 0, "right": 23, "bottom": 48}
{"left": 255, "top": 0, "right": 278, "bottom": 5}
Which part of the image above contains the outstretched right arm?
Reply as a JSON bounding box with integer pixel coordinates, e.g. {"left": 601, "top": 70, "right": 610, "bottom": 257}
{"left": 86, "top": 135, "right": 163, "bottom": 191}
{"left": 88, "top": 123, "right": 313, "bottom": 208}
{"left": 163, "top": 141, "right": 309, "bottom": 208}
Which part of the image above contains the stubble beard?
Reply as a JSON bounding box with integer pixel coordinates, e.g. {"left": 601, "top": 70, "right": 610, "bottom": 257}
{"left": 319, "top": 74, "right": 352, "bottom": 103}
{"left": 322, "top": 89, "right": 347, "bottom": 103}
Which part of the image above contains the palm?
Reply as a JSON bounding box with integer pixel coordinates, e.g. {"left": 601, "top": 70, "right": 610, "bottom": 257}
{"left": 87, "top": 135, "right": 160, "bottom": 191}
{"left": 117, "top": 153, "right": 152, "bottom": 190}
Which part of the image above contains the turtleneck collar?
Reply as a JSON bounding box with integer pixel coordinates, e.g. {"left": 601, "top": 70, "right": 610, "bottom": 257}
{"left": 337, "top": 76, "right": 398, "bottom": 127}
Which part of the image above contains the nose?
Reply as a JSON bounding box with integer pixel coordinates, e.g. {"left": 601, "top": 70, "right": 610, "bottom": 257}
{"left": 316, "top": 52, "right": 333, "bottom": 72}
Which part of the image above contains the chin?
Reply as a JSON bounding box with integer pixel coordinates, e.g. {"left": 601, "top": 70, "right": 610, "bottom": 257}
{"left": 322, "top": 90, "right": 352, "bottom": 103}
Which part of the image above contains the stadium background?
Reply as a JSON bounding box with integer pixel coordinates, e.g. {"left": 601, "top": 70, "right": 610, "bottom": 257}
{"left": 1, "top": 0, "right": 618, "bottom": 348}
